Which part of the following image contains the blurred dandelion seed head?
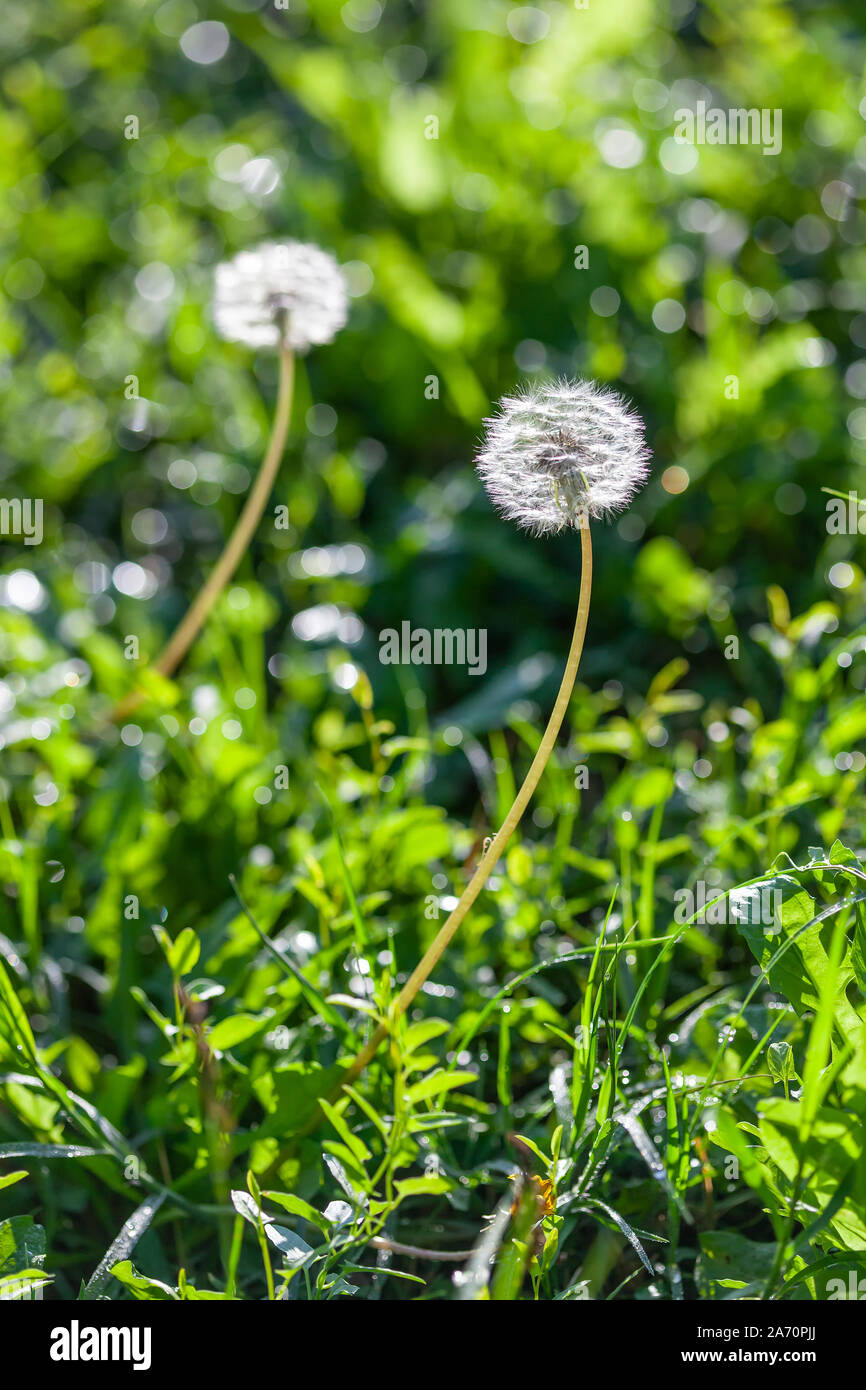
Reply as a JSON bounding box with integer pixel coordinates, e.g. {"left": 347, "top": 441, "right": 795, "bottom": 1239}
{"left": 475, "top": 378, "right": 651, "bottom": 534}
{"left": 213, "top": 240, "right": 348, "bottom": 352}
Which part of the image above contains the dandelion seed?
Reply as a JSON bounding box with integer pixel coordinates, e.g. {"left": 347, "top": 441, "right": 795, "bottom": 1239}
{"left": 475, "top": 378, "right": 651, "bottom": 535}
{"left": 113, "top": 237, "right": 347, "bottom": 721}
{"left": 213, "top": 240, "right": 349, "bottom": 353}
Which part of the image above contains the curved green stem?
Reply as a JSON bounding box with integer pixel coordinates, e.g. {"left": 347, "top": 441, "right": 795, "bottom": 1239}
{"left": 345, "top": 512, "right": 593, "bottom": 1085}
{"left": 111, "top": 345, "right": 295, "bottom": 721}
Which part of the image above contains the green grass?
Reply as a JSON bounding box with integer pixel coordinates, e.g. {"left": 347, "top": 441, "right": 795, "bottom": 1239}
{"left": 2, "top": 597, "right": 865, "bottom": 1300}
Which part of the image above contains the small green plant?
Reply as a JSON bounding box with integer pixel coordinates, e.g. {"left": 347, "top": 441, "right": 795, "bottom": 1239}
{"left": 706, "top": 842, "right": 866, "bottom": 1301}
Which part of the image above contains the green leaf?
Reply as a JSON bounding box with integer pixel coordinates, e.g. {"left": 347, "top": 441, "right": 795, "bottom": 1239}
{"left": 695, "top": 1232, "right": 779, "bottom": 1300}
{"left": 343, "top": 1263, "right": 425, "bottom": 1284}
{"left": 407, "top": 1070, "right": 477, "bottom": 1104}
{"left": 0, "top": 1216, "right": 45, "bottom": 1276}
{"left": 208, "top": 1013, "right": 269, "bottom": 1050}
{"left": 263, "top": 1223, "right": 314, "bottom": 1269}
{"left": 401, "top": 1019, "right": 451, "bottom": 1055}
{"left": 263, "top": 1190, "right": 327, "bottom": 1229}
{"left": 109, "top": 1260, "right": 178, "bottom": 1301}
{"left": 0, "top": 1170, "right": 28, "bottom": 1190}
{"left": 253, "top": 1062, "right": 346, "bottom": 1140}
{"left": 230, "top": 1189, "right": 260, "bottom": 1226}
{"left": 767, "top": 1041, "right": 796, "bottom": 1084}
{"left": 167, "top": 927, "right": 200, "bottom": 977}
{"left": 318, "top": 1096, "right": 372, "bottom": 1164}
{"left": 736, "top": 876, "right": 861, "bottom": 1040}
{"left": 394, "top": 1176, "right": 452, "bottom": 1199}
{"left": 759, "top": 1099, "right": 866, "bottom": 1250}
{"left": 0, "top": 960, "right": 37, "bottom": 1065}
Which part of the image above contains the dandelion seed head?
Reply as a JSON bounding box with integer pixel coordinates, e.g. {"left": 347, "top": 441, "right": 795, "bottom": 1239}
{"left": 213, "top": 240, "right": 348, "bottom": 352}
{"left": 475, "top": 378, "right": 651, "bottom": 534}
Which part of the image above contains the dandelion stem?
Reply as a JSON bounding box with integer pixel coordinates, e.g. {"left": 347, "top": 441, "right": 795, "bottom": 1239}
{"left": 110, "top": 345, "right": 295, "bottom": 721}
{"left": 344, "top": 513, "right": 593, "bottom": 1086}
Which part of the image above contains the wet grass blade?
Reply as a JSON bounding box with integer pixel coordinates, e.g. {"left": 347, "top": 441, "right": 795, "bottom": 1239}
{"left": 80, "top": 1193, "right": 167, "bottom": 1300}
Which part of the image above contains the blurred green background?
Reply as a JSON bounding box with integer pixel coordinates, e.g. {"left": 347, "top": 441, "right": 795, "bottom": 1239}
{"left": 2, "top": 0, "right": 866, "bottom": 973}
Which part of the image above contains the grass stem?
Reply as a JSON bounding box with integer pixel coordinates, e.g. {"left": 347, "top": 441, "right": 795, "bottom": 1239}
{"left": 110, "top": 345, "right": 295, "bottom": 721}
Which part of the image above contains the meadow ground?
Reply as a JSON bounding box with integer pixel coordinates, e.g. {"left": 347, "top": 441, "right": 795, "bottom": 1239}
{"left": 1, "top": 0, "right": 866, "bottom": 1307}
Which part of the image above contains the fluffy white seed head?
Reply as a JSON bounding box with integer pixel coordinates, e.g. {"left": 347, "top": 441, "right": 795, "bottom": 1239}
{"left": 475, "top": 378, "right": 651, "bottom": 535}
{"left": 213, "top": 239, "right": 348, "bottom": 353}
